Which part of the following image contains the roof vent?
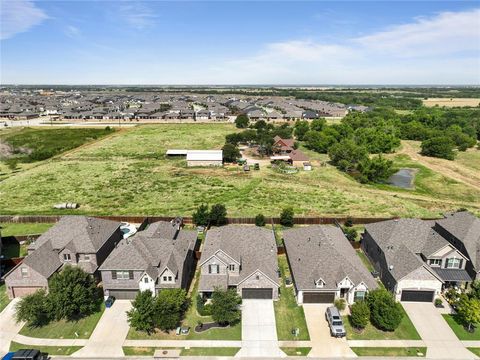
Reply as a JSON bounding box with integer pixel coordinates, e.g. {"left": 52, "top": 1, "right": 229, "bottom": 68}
{"left": 389, "top": 265, "right": 394, "bottom": 270}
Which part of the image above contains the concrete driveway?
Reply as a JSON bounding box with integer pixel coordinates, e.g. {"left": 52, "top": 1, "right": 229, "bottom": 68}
{"left": 236, "top": 299, "right": 285, "bottom": 357}
{"left": 0, "top": 299, "right": 23, "bottom": 354}
{"left": 72, "top": 300, "right": 131, "bottom": 358}
{"left": 403, "top": 302, "right": 476, "bottom": 359}
{"left": 303, "top": 304, "right": 356, "bottom": 358}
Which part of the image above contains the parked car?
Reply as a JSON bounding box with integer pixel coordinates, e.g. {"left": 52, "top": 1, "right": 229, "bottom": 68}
{"left": 325, "top": 306, "right": 346, "bottom": 338}
{"left": 2, "top": 349, "right": 48, "bottom": 360}
{"left": 105, "top": 296, "right": 115, "bottom": 308}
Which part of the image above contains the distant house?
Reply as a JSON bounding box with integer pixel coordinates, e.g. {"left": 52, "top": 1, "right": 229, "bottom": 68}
{"left": 99, "top": 220, "right": 196, "bottom": 299}
{"left": 284, "top": 225, "right": 377, "bottom": 304}
{"left": 186, "top": 150, "right": 223, "bottom": 167}
{"left": 3, "top": 216, "right": 122, "bottom": 299}
{"left": 271, "top": 136, "right": 309, "bottom": 167}
{"left": 198, "top": 225, "right": 280, "bottom": 300}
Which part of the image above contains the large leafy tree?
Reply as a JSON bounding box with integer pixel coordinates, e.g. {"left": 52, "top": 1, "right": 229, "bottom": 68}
{"left": 222, "top": 143, "right": 241, "bottom": 163}
{"left": 367, "top": 289, "right": 403, "bottom": 331}
{"left": 192, "top": 204, "right": 210, "bottom": 227}
{"left": 47, "top": 265, "right": 100, "bottom": 321}
{"left": 357, "top": 155, "right": 394, "bottom": 184}
{"left": 127, "top": 290, "right": 156, "bottom": 334}
{"left": 328, "top": 139, "right": 368, "bottom": 172}
{"left": 420, "top": 136, "right": 456, "bottom": 160}
{"left": 15, "top": 289, "right": 50, "bottom": 327}
{"left": 211, "top": 288, "right": 242, "bottom": 325}
{"left": 234, "top": 114, "right": 250, "bottom": 129}
{"left": 154, "top": 289, "right": 188, "bottom": 331}
{"left": 457, "top": 296, "right": 480, "bottom": 332}
{"left": 209, "top": 203, "right": 228, "bottom": 226}
{"left": 294, "top": 120, "right": 310, "bottom": 141}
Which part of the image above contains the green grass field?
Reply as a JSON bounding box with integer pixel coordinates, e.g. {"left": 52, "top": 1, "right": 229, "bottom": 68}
{"left": 443, "top": 314, "right": 480, "bottom": 340}
{"left": 0, "top": 223, "right": 53, "bottom": 236}
{"left": 351, "top": 347, "right": 426, "bottom": 357}
{"left": 0, "top": 284, "right": 11, "bottom": 313}
{"left": 0, "top": 124, "right": 479, "bottom": 217}
{"left": 9, "top": 341, "right": 82, "bottom": 356}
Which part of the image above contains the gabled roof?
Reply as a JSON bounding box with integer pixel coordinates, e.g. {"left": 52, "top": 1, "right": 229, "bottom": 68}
{"left": 436, "top": 211, "right": 480, "bottom": 269}
{"left": 283, "top": 225, "right": 377, "bottom": 290}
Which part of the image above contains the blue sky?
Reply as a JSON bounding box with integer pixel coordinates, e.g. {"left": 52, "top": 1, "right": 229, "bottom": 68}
{"left": 1, "top": 1, "right": 479, "bottom": 85}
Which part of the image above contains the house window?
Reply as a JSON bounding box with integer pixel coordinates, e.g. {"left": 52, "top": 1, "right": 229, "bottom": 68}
{"left": 144, "top": 277, "right": 149, "bottom": 283}
{"left": 163, "top": 276, "right": 168, "bottom": 281}
{"left": 315, "top": 280, "right": 324, "bottom": 288}
{"left": 84, "top": 254, "right": 91, "bottom": 261}
{"left": 228, "top": 264, "right": 235, "bottom": 271}
{"left": 63, "top": 253, "right": 71, "bottom": 261}
{"left": 429, "top": 259, "right": 442, "bottom": 267}
{"left": 354, "top": 291, "right": 366, "bottom": 302}
{"left": 116, "top": 271, "right": 132, "bottom": 280}
{"left": 209, "top": 264, "right": 219, "bottom": 274}
{"left": 446, "top": 258, "right": 461, "bottom": 269}
{"left": 168, "top": 276, "right": 172, "bottom": 281}
{"left": 21, "top": 267, "right": 29, "bottom": 278}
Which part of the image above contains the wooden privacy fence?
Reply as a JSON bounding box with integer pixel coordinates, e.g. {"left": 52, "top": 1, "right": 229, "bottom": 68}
{"left": 0, "top": 215, "right": 441, "bottom": 225}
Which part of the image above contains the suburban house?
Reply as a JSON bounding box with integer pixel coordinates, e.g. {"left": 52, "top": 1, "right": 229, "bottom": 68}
{"left": 3, "top": 216, "right": 123, "bottom": 299}
{"left": 99, "top": 219, "right": 196, "bottom": 299}
{"left": 283, "top": 225, "right": 377, "bottom": 304}
{"left": 434, "top": 211, "right": 480, "bottom": 280}
{"left": 362, "top": 218, "right": 471, "bottom": 302}
{"left": 271, "top": 136, "right": 309, "bottom": 167}
{"left": 198, "top": 225, "right": 280, "bottom": 300}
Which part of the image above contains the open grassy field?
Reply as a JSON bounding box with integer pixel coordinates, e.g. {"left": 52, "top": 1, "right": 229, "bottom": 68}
{"left": 423, "top": 98, "right": 480, "bottom": 108}
{"left": 0, "top": 124, "right": 479, "bottom": 217}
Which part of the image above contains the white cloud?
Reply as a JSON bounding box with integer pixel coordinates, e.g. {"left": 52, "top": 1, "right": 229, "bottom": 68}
{"left": 0, "top": 0, "right": 49, "bottom": 40}
{"left": 118, "top": 2, "right": 157, "bottom": 30}
{"left": 65, "top": 25, "right": 81, "bottom": 39}
{"left": 355, "top": 9, "right": 480, "bottom": 57}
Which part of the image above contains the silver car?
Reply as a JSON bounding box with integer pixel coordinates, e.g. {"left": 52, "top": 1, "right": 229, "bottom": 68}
{"left": 325, "top": 306, "right": 346, "bottom": 338}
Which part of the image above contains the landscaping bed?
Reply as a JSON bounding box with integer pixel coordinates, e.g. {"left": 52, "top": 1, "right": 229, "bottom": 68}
{"left": 195, "top": 321, "right": 229, "bottom": 333}
{"left": 351, "top": 347, "right": 426, "bottom": 357}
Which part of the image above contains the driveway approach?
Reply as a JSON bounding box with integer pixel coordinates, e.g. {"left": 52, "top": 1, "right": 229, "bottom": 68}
{"left": 236, "top": 299, "right": 285, "bottom": 357}
{"left": 402, "top": 302, "right": 476, "bottom": 360}
{"left": 0, "top": 299, "right": 23, "bottom": 354}
{"left": 72, "top": 300, "right": 131, "bottom": 358}
{"left": 303, "top": 304, "right": 356, "bottom": 358}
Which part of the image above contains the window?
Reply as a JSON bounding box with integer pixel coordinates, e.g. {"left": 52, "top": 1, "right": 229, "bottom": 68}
{"left": 116, "top": 271, "right": 131, "bottom": 280}
{"left": 315, "top": 280, "right": 324, "bottom": 288}
{"left": 63, "top": 253, "right": 71, "bottom": 261}
{"left": 144, "top": 277, "right": 149, "bottom": 283}
{"left": 446, "top": 258, "right": 461, "bottom": 269}
{"left": 168, "top": 276, "right": 172, "bottom": 281}
{"left": 228, "top": 264, "right": 235, "bottom": 271}
{"left": 84, "top": 254, "right": 91, "bottom": 261}
{"left": 21, "top": 267, "right": 29, "bottom": 278}
{"left": 209, "top": 264, "right": 219, "bottom": 274}
{"left": 429, "top": 259, "right": 442, "bottom": 267}
{"left": 163, "top": 276, "right": 168, "bottom": 281}
{"left": 354, "top": 291, "right": 366, "bottom": 302}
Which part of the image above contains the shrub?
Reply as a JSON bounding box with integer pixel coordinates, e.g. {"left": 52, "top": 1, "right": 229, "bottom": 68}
{"left": 367, "top": 289, "right": 403, "bottom": 331}
{"left": 435, "top": 298, "right": 443, "bottom": 307}
{"left": 15, "top": 289, "right": 50, "bottom": 327}
{"left": 192, "top": 204, "right": 210, "bottom": 227}
{"left": 350, "top": 301, "right": 370, "bottom": 329}
{"left": 209, "top": 203, "right": 228, "bottom": 226}
{"left": 334, "top": 298, "right": 346, "bottom": 311}
{"left": 342, "top": 226, "right": 358, "bottom": 242}
{"left": 280, "top": 207, "right": 294, "bottom": 227}
{"left": 255, "top": 214, "right": 266, "bottom": 227}
{"left": 196, "top": 294, "right": 212, "bottom": 316}
{"left": 420, "top": 136, "right": 456, "bottom": 160}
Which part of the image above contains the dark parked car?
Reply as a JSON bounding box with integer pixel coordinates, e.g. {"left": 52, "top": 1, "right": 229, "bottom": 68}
{"left": 3, "top": 349, "right": 48, "bottom": 360}
{"left": 105, "top": 296, "right": 115, "bottom": 308}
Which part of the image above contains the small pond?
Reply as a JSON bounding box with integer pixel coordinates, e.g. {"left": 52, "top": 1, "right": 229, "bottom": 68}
{"left": 388, "top": 168, "right": 416, "bottom": 189}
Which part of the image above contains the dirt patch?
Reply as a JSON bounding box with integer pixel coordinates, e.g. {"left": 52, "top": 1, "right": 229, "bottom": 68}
{"left": 423, "top": 98, "right": 480, "bottom": 108}
{"left": 0, "top": 140, "right": 14, "bottom": 159}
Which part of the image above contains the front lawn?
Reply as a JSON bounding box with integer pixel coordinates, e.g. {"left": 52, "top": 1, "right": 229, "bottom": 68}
{"left": 281, "top": 347, "right": 311, "bottom": 356}
{"left": 0, "top": 284, "right": 11, "bottom": 313}
{"left": 19, "top": 304, "right": 104, "bottom": 339}
{"left": 180, "top": 347, "right": 240, "bottom": 356}
{"left": 274, "top": 255, "right": 310, "bottom": 341}
{"left": 344, "top": 305, "right": 420, "bottom": 340}
{"left": 443, "top": 314, "right": 480, "bottom": 340}
{"left": 468, "top": 348, "right": 480, "bottom": 357}
{"left": 351, "top": 347, "right": 426, "bottom": 357}
{"left": 127, "top": 271, "right": 241, "bottom": 340}
{"left": 10, "top": 341, "right": 82, "bottom": 355}
{"left": 122, "top": 347, "right": 179, "bottom": 356}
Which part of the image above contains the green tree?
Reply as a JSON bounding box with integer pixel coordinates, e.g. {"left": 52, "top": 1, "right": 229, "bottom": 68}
{"left": 15, "top": 289, "right": 50, "bottom": 327}
{"left": 420, "top": 136, "right": 456, "bottom": 160}
{"left": 222, "top": 143, "right": 241, "bottom": 163}
{"left": 357, "top": 155, "right": 394, "bottom": 183}
{"left": 350, "top": 301, "right": 370, "bottom": 329}
{"left": 211, "top": 288, "right": 242, "bottom": 325}
{"left": 367, "top": 289, "right": 403, "bottom": 331}
{"left": 310, "top": 118, "right": 326, "bottom": 132}
{"left": 154, "top": 289, "right": 188, "bottom": 331}
{"left": 5, "top": 158, "right": 19, "bottom": 171}
{"left": 192, "top": 204, "right": 210, "bottom": 227}
{"left": 47, "top": 265, "right": 100, "bottom": 321}
{"left": 328, "top": 139, "right": 368, "bottom": 172}
{"left": 342, "top": 226, "right": 358, "bottom": 242}
{"left": 209, "top": 203, "right": 228, "bottom": 226}
{"left": 294, "top": 120, "right": 310, "bottom": 141}
{"left": 127, "top": 290, "right": 156, "bottom": 333}
{"left": 255, "top": 214, "right": 266, "bottom": 227}
{"left": 470, "top": 280, "right": 480, "bottom": 300}
{"left": 457, "top": 296, "right": 480, "bottom": 332}
{"left": 235, "top": 114, "right": 250, "bottom": 128}
{"left": 279, "top": 207, "right": 294, "bottom": 227}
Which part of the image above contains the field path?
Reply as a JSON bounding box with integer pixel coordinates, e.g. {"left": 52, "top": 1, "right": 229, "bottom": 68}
{"left": 398, "top": 141, "right": 480, "bottom": 191}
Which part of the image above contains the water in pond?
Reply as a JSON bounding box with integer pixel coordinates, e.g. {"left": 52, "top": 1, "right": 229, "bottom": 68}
{"left": 388, "top": 168, "right": 416, "bottom": 189}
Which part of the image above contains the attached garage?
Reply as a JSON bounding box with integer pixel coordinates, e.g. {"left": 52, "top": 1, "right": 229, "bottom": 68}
{"left": 302, "top": 292, "right": 335, "bottom": 304}
{"left": 108, "top": 289, "right": 138, "bottom": 300}
{"left": 11, "top": 286, "right": 44, "bottom": 298}
{"left": 242, "top": 288, "right": 273, "bottom": 299}
{"left": 400, "top": 290, "right": 434, "bottom": 302}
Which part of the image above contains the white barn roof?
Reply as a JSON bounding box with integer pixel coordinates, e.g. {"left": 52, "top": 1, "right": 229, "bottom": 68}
{"left": 186, "top": 150, "right": 223, "bottom": 161}
{"left": 166, "top": 149, "right": 188, "bottom": 155}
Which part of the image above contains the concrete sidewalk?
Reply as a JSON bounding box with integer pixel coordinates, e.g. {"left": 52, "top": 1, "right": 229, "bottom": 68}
{"left": 12, "top": 334, "right": 87, "bottom": 347}
{"left": 0, "top": 299, "right": 23, "bottom": 354}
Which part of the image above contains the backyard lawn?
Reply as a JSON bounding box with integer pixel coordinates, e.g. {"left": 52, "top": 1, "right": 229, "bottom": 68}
{"left": 0, "top": 284, "right": 11, "bottom": 313}
{"left": 9, "top": 341, "right": 82, "bottom": 356}
{"left": 356, "top": 250, "right": 374, "bottom": 273}
{"left": 0, "top": 124, "right": 478, "bottom": 217}
{"left": 19, "top": 304, "right": 105, "bottom": 339}
{"left": 351, "top": 347, "right": 426, "bottom": 357}
{"left": 0, "top": 222, "right": 53, "bottom": 237}
{"left": 274, "top": 255, "right": 310, "bottom": 341}
{"left": 344, "top": 305, "right": 420, "bottom": 340}
{"left": 443, "top": 314, "right": 480, "bottom": 341}
{"left": 281, "top": 347, "right": 311, "bottom": 356}
{"left": 127, "top": 271, "right": 241, "bottom": 340}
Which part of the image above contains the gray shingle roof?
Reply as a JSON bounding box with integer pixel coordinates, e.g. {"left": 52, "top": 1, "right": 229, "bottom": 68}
{"left": 283, "top": 225, "right": 377, "bottom": 291}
